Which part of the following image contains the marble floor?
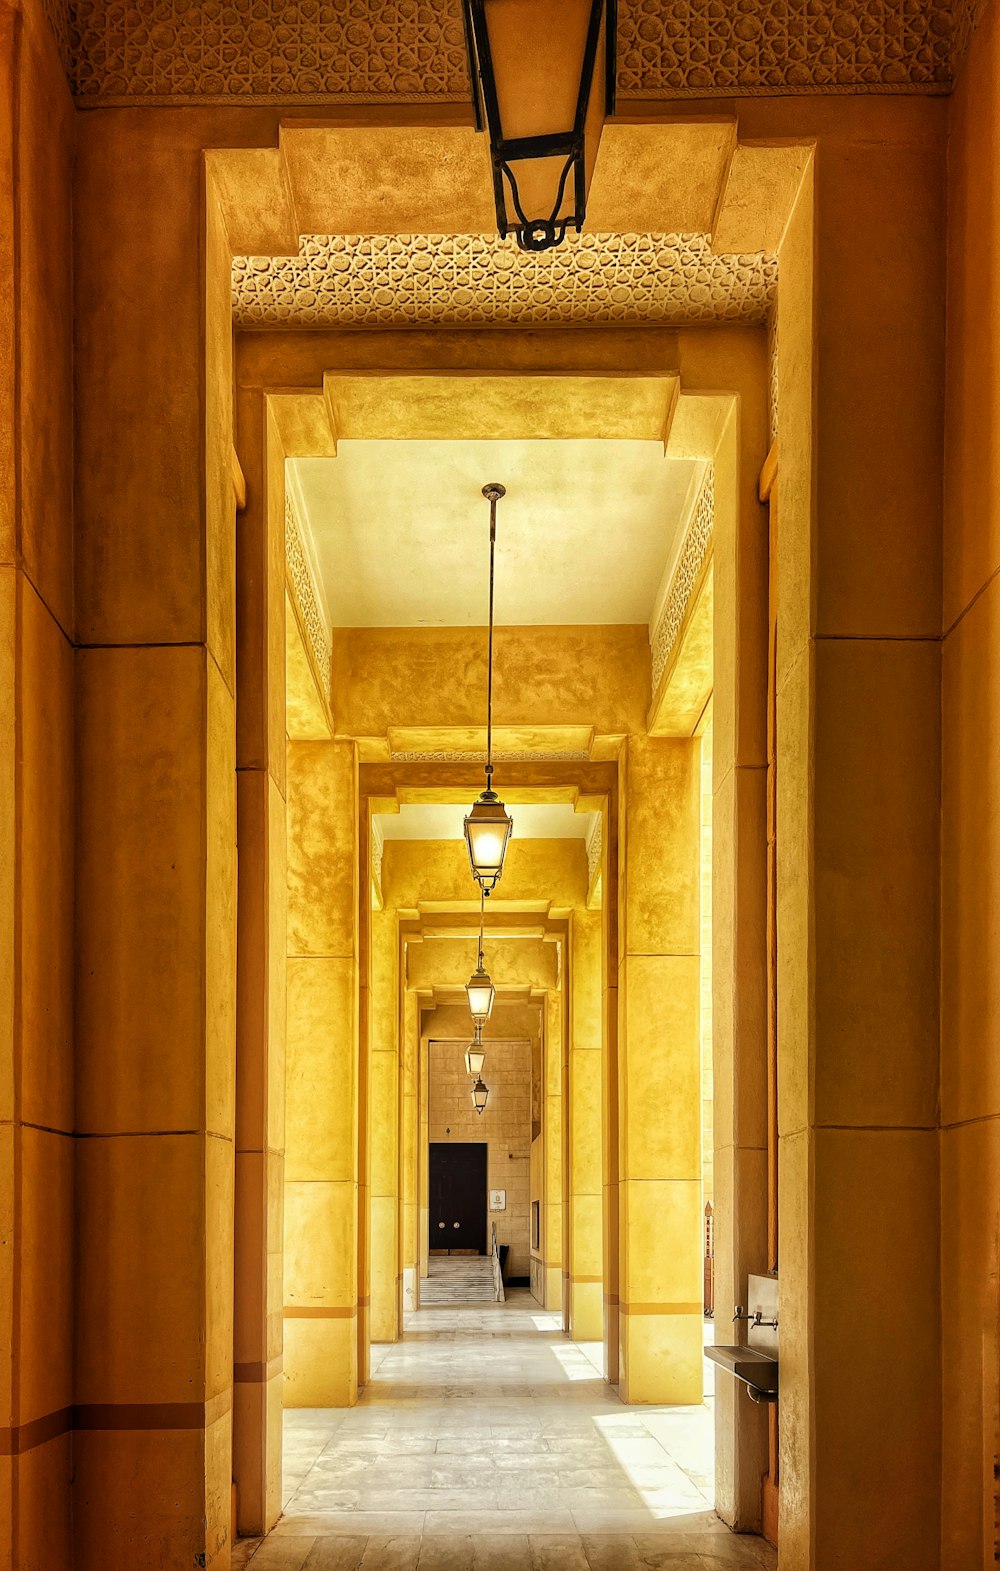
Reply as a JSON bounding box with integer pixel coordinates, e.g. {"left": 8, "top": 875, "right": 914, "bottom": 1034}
{"left": 233, "top": 1295, "right": 775, "bottom": 1570}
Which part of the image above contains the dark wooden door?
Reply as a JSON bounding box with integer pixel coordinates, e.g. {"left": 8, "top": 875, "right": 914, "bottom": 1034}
{"left": 429, "top": 1142, "right": 487, "bottom": 1255}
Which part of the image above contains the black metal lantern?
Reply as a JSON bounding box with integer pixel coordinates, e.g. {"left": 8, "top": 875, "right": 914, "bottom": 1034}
{"left": 464, "top": 0, "right": 616, "bottom": 253}
{"left": 472, "top": 1075, "right": 490, "bottom": 1114}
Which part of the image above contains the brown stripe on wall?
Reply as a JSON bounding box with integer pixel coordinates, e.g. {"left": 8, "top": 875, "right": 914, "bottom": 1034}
{"left": 0, "top": 1406, "right": 73, "bottom": 1456}
{"left": 76, "top": 1390, "right": 233, "bottom": 1430}
{"left": 234, "top": 1356, "right": 283, "bottom": 1384}
{"left": 619, "top": 1302, "right": 703, "bottom": 1316}
{"left": 603, "top": 1292, "right": 620, "bottom": 1306}
{"left": 1, "top": 1391, "right": 234, "bottom": 1454}
{"left": 283, "top": 1305, "right": 357, "bottom": 1319}
{"left": 571, "top": 1274, "right": 603, "bottom": 1284}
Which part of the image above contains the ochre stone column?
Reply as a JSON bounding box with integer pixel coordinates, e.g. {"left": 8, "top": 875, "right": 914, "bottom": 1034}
{"left": 0, "top": 4, "right": 75, "bottom": 1564}
{"left": 401, "top": 989, "right": 420, "bottom": 1312}
{"left": 543, "top": 988, "right": 565, "bottom": 1311}
{"left": 941, "top": 11, "right": 1000, "bottom": 1561}
{"left": 232, "top": 402, "right": 289, "bottom": 1533}
{"left": 600, "top": 798, "right": 620, "bottom": 1385}
{"left": 73, "top": 106, "right": 238, "bottom": 1567}
{"left": 284, "top": 740, "right": 360, "bottom": 1406}
{"left": 617, "top": 736, "right": 702, "bottom": 1403}
{"left": 369, "top": 907, "right": 400, "bottom": 1342}
{"left": 568, "top": 910, "right": 604, "bottom": 1340}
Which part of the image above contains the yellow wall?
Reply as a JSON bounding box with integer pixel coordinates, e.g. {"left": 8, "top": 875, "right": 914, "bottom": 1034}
{"left": 699, "top": 711, "right": 713, "bottom": 1210}
{"left": 942, "top": 6, "right": 1000, "bottom": 1560}
{"left": 368, "top": 908, "right": 400, "bottom": 1342}
{"left": 332, "top": 624, "right": 650, "bottom": 747}
{"left": 617, "top": 736, "right": 703, "bottom": 1404}
{"left": 284, "top": 741, "right": 360, "bottom": 1406}
{"left": 568, "top": 909, "right": 604, "bottom": 1340}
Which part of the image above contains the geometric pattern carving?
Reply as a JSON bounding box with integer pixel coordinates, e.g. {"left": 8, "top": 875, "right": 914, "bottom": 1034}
{"left": 284, "top": 490, "right": 332, "bottom": 711}
{"left": 70, "top": 0, "right": 470, "bottom": 101}
{"left": 650, "top": 466, "right": 714, "bottom": 692}
{"left": 950, "top": 0, "right": 989, "bottom": 73}
{"left": 586, "top": 816, "right": 603, "bottom": 891}
{"left": 66, "top": 0, "right": 961, "bottom": 102}
{"left": 768, "top": 307, "right": 780, "bottom": 446}
{"left": 389, "top": 750, "right": 590, "bottom": 762}
{"left": 617, "top": 0, "right": 952, "bottom": 94}
{"left": 233, "top": 233, "right": 778, "bottom": 331}
{"left": 42, "top": 0, "right": 72, "bottom": 73}
{"left": 371, "top": 817, "right": 385, "bottom": 893}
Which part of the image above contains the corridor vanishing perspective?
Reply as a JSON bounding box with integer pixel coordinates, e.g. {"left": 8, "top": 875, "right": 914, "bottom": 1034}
{"left": 5, "top": 0, "right": 1000, "bottom": 1568}
{"left": 236, "top": 1299, "right": 772, "bottom": 1570}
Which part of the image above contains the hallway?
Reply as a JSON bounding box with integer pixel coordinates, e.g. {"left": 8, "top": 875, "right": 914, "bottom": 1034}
{"left": 234, "top": 1299, "right": 775, "bottom": 1569}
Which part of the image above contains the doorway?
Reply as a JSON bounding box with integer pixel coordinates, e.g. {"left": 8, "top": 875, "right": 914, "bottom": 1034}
{"left": 429, "top": 1142, "right": 488, "bottom": 1255}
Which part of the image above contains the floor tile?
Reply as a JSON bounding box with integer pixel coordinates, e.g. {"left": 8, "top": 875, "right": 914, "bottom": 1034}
{"left": 416, "top": 1535, "right": 477, "bottom": 1569}
{"left": 527, "top": 1534, "right": 591, "bottom": 1569}
{"left": 248, "top": 1537, "right": 317, "bottom": 1570}
{"left": 300, "top": 1540, "right": 369, "bottom": 1570}
{"left": 247, "top": 1294, "right": 773, "bottom": 1571}
{"left": 471, "top": 1535, "right": 531, "bottom": 1568}
{"left": 359, "top": 1538, "right": 422, "bottom": 1570}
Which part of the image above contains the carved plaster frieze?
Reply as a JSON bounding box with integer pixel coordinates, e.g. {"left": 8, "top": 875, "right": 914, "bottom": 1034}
{"left": 616, "top": 0, "right": 953, "bottom": 95}
{"left": 284, "top": 489, "right": 332, "bottom": 710}
{"left": 63, "top": 0, "right": 961, "bottom": 101}
{"left": 389, "top": 750, "right": 590, "bottom": 762}
{"left": 650, "top": 466, "right": 714, "bottom": 692}
{"left": 233, "top": 232, "right": 778, "bottom": 331}
{"left": 950, "top": 0, "right": 989, "bottom": 72}
{"left": 42, "top": 0, "right": 72, "bottom": 72}
{"left": 69, "top": 0, "right": 471, "bottom": 102}
{"left": 371, "top": 816, "right": 385, "bottom": 890}
{"left": 586, "top": 816, "right": 603, "bottom": 891}
{"left": 768, "top": 306, "right": 779, "bottom": 446}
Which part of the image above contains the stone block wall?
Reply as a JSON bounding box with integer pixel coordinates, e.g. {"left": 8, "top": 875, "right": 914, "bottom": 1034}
{"left": 429, "top": 1039, "right": 532, "bottom": 1278}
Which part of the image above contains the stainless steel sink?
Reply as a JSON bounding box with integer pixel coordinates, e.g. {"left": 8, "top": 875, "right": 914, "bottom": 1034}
{"left": 705, "top": 1343, "right": 779, "bottom": 1395}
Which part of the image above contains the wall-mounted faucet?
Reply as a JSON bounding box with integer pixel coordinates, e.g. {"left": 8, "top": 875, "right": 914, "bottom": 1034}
{"left": 733, "top": 1305, "right": 778, "bottom": 1329}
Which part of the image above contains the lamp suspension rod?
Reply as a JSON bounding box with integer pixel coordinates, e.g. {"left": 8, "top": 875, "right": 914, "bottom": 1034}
{"left": 478, "top": 887, "right": 486, "bottom": 970}
{"left": 486, "top": 486, "right": 497, "bottom": 783}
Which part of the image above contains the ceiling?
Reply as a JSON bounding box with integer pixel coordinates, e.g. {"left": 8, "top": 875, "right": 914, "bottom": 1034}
{"left": 291, "top": 439, "right": 699, "bottom": 629}
{"left": 376, "top": 802, "right": 596, "bottom": 843}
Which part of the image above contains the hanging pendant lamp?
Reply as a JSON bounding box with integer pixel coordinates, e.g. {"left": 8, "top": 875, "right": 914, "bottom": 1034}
{"left": 463, "top": 0, "right": 616, "bottom": 253}
{"left": 464, "top": 483, "right": 514, "bottom": 894}
{"left": 465, "top": 1022, "right": 487, "bottom": 1079}
{"left": 471, "top": 1074, "right": 490, "bottom": 1114}
{"left": 466, "top": 890, "right": 496, "bottom": 1025}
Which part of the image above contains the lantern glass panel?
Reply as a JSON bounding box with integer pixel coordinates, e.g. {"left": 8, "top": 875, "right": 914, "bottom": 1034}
{"left": 464, "top": 796, "right": 513, "bottom": 890}
{"left": 466, "top": 967, "right": 496, "bottom": 1023}
{"left": 465, "top": 1044, "right": 487, "bottom": 1077}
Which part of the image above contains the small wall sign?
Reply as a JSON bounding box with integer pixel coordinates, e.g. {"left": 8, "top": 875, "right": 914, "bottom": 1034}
{"left": 489, "top": 1189, "right": 506, "bottom": 1211}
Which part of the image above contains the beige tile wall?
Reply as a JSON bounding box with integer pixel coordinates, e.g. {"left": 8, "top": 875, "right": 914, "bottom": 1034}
{"left": 428, "top": 1039, "right": 532, "bottom": 1277}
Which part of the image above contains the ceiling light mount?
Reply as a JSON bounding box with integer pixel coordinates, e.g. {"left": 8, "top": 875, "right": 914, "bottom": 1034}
{"left": 464, "top": 483, "right": 514, "bottom": 895}
{"left": 464, "top": 0, "right": 616, "bottom": 254}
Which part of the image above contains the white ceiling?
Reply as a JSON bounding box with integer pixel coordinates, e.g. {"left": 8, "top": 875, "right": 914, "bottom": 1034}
{"left": 291, "top": 440, "right": 699, "bottom": 628}
{"left": 376, "top": 802, "right": 596, "bottom": 843}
